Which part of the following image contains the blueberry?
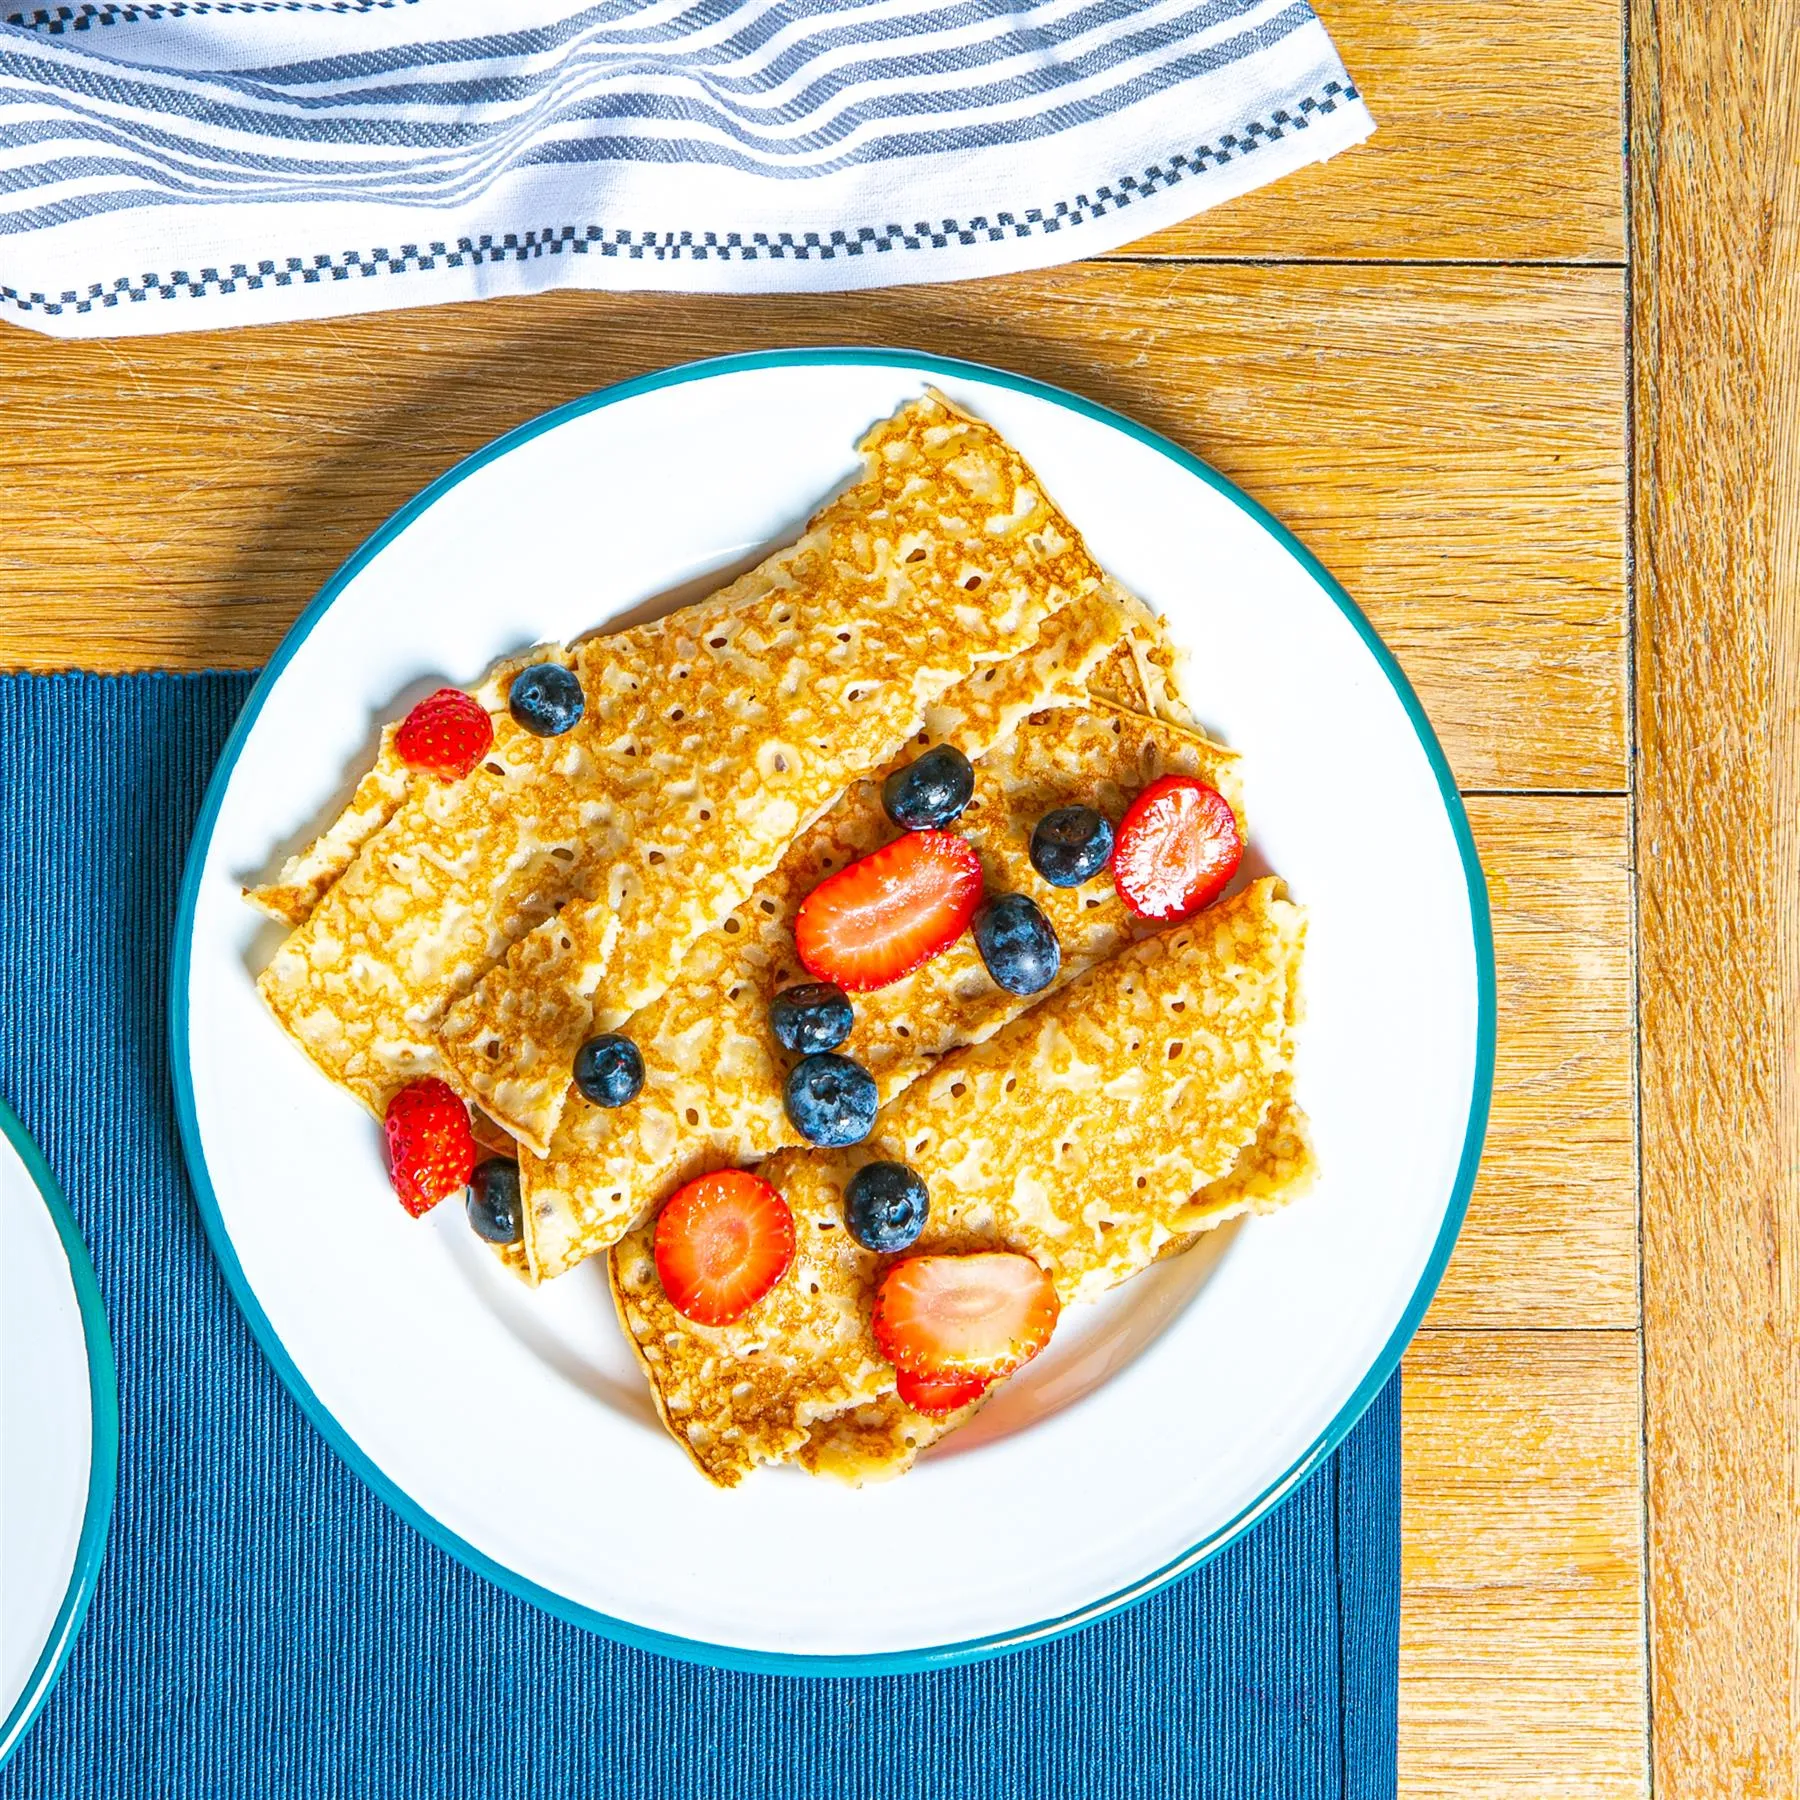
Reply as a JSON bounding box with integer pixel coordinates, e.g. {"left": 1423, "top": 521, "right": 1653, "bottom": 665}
{"left": 1030, "top": 805, "right": 1115, "bottom": 888}
{"left": 973, "top": 893, "right": 1061, "bottom": 996}
{"left": 881, "top": 744, "right": 975, "bottom": 830}
{"left": 843, "top": 1161, "right": 929, "bottom": 1254}
{"left": 574, "top": 1033, "right": 644, "bottom": 1107}
{"left": 508, "top": 662, "right": 585, "bottom": 737}
{"left": 466, "top": 1158, "right": 522, "bottom": 1245}
{"left": 783, "top": 1052, "right": 878, "bottom": 1147}
{"left": 769, "top": 982, "right": 854, "bottom": 1055}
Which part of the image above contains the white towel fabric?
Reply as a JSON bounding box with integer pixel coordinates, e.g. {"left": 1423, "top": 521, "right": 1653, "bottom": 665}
{"left": 0, "top": 0, "right": 1372, "bottom": 339}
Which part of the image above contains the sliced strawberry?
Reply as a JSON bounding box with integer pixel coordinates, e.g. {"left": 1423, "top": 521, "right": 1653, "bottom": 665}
{"left": 872, "top": 1251, "right": 1059, "bottom": 1381}
{"left": 794, "top": 829, "right": 983, "bottom": 992}
{"left": 895, "top": 1366, "right": 991, "bottom": 1416}
{"left": 655, "top": 1170, "right": 795, "bottom": 1327}
{"left": 395, "top": 687, "right": 493, "bottom": 781}
{"left": 384, "top": 1077, "right": 477, "bottom": 1217}
{"left": 1112, "top": 775, "right": 1243, "bottom": 923}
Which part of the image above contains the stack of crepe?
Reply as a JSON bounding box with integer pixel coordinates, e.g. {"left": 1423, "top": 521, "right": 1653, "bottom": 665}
{"left": 248, "top": 390, "right": 1315, "bottom": 1487}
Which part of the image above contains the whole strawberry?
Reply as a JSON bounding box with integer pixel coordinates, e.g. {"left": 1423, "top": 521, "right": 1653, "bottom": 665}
{"left": 384, "top": 1077, "right": 476, "bottom": 1216}
{"left": 395, "top": 687, "right": 492, "bottom": 781}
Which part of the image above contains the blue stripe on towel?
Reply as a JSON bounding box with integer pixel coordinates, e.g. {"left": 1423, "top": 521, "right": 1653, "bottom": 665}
{"left": 0, "top": 0, "right": 1305, "bottom": 226}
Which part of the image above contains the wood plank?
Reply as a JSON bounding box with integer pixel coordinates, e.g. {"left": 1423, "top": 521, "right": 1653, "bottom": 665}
{"left": 1633, "top": 0, "right": 1800, "bottom": 1791}
{"left": 0, "top": 264, "right": 1627, "bottom": 791}
{"left": 1401, "top": 1331, "right": 1647, "bottom": 1799}
{"left": 1425, "top": 796, "right": 1636, "bottom": 1332}
{"left": 1120, "top": 0, "right": 1626, "bottom": 264}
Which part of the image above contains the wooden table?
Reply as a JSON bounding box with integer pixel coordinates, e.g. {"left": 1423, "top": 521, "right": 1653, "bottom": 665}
{"left": 3, "top": 3, "right": 1794, "bottom": 1791}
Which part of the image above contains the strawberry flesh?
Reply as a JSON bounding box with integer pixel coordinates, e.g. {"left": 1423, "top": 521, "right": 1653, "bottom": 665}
{"left": 794, "top": 829, "right": 983, "bottom": 992}
{"left": 896, "top": 1366, "right": 991, "bottom": 1416}
{"left": 655, "top": 1169, "right": 796, "bottom": 1326}
{"left": 395, "top": 687, "right": 493, "bottom": 782}
{"left": 872, "top": 1251, "right": 1059, "bottom": 1381}
{"left": 384, "top": 1077, "right": 477, "bottom": 1217}
{"left": 1111, "top": 775, "right": 1242, "bottom": 923}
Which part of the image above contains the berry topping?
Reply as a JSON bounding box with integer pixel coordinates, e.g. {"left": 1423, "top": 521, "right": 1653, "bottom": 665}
{"left": 1112, "top": 776, "right": 1243, "bottom": 922}
{"left": 466, "top": 1157, "right": 522, "bottom": 1245}
{"left": 843, "top": 1160, "right": 929, "bottom": 1254}
{"left": 895, "top": 1366, "right": 991, "bottom": 1416}
{"left": 794, "top": 829, "right": 983, "bottom": 992}
{"left": 881, "top": 743, "right": 975, "bottom": 830}
{"left": 395, "top": 688, "right": 493, "bottom": 782}
{"left": 783, "top": 1052, "right": 879, "bottom": 1148}
{"left": 1029, "top": 804, "right": 1116, "bottom": 888}
{"left": 654, "top": 1170, "right": 795, "bottom": 1326}
{"left": 384, "top": 1077, "right": 477, "bottom": 1217}
{"left": 768, "top": 981, "right": 855, "bottom": 1056}
{"left": 872, "top": 1251, "right": 1059, "bottom": 1381}
{"left": 507, "top": 662, "right": 585, "bottom": 738}
{"left": 972, "top": 892, "right": 1061, "bottom": 996}
{"left": 573, "top": 1033, "right": 645, "bottom": 1108}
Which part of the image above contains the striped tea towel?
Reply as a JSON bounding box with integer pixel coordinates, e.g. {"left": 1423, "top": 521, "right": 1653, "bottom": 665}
{"left": 0, "top": 0, "right": 1373, "bottom": 339}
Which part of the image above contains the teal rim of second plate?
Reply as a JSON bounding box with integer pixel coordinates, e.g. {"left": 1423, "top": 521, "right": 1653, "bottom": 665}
{"left": 0, "top": 1096, "right": 119, "bottom": 1766}
{"left": 169, "top": 346, "right": 1496, "bottom": 1677}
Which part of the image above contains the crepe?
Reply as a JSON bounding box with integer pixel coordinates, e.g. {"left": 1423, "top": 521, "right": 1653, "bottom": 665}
{"left": 249, "top": 580, "right": 1174, "bottom": 945}
{"left": 521, "top": 695, "right": 1244, "bottom": 1281}
{"left": 796, "top": 1070, "right": 1316, "bottom": 1484}
{"left": 253, "top": 391, "right": 1103, "bottom": 1136}
{"left": 610, "top": 879, "right": 1307, "bottom": 1488}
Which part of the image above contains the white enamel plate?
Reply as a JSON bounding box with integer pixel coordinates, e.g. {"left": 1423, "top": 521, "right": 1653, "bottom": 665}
{"left": 172, "top": 351, "right": 1492, "bottom": 1673}
{"left": 0, "top": 1100, "right": 116, "bottom": 1762}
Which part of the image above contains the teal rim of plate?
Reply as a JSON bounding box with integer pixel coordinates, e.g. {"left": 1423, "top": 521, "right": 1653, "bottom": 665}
{"left": 0, "top": 1096, "right": 119, "bottom": 1764}
{"left": 169, "top": 346, "right": 1496, "bottom": 1677}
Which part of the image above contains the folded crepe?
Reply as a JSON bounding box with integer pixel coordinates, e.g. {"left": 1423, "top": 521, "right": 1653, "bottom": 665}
{"left": 796, "top": 1068, "right": 1315, "bottom": 1485}
{"left": 252, "top": 391, "right": 1105, "bottom": 1139}
{"left": 251, "top": 578, "right": 1181, "bottom": 940}
{"left": 611, "top": 879, "right": 1309, "bottom": 1489}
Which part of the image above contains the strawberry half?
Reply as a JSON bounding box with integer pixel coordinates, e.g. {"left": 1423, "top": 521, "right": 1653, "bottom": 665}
{"left": 655, "top": 1169, "right": 796, "bottom": 1326}
{"left": 794, "top": 829, "right": 983, "bottom": 992}
{"left": 872, "top": 1252, "right": 1059, "bottom": 1381}
{"left": 384, "top": 1077, "right": 477, "bottom": 1217}
{"left": 1111, "top": 775, "right": 1243, "bottom": 923}
{"left": 395, "top": 687, "right": 493, "bottom": 781}
{"left": 895, "top": 1366, "right": 991, "bottom": 1416}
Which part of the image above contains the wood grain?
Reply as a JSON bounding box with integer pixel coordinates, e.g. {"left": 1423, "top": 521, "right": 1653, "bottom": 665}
{"left": 1123, "top": 0, "right": 1626, "bottom": 264}
{"left": 1633, "top": 0, "right": 1800, "bottom": 1791}
{"left": 0, "top": 264, "right": 1628, "bottom": 791}
{"left": 1427, "top": 797, "right": 1637, "bottom": 1331}
{"left": 1401, "top": 1331, "right": 1647, "bottom": 1798}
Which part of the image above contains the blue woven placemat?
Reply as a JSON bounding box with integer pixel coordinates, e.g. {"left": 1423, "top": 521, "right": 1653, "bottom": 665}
{"left": 0, "top": 672, "right": 1399, "bottom": 1800}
